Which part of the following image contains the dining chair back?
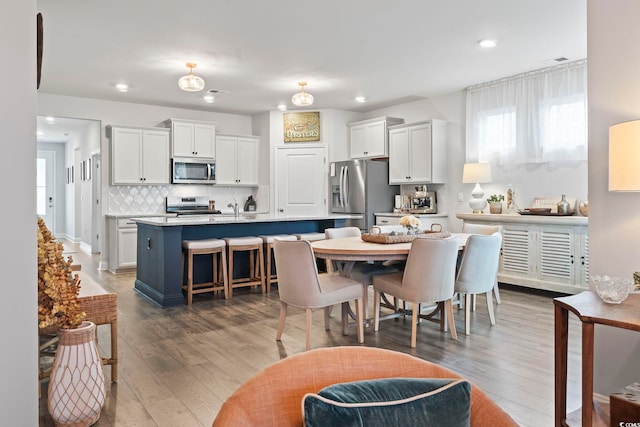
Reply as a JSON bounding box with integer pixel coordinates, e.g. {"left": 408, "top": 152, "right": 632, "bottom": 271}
{"left": 324, "top": 226, "right": 361, "bottom": 239}
{"left": 373, "top": 236, "right": 460, "bottom": 347}
{"left": 461, "top": 223, "right": 503, "bottom": 304}
{"left": 454, "top": 232, "right": 502, "bottom": 335}
{"left": 272, "top": 239, "right": 364, "bottom": 350}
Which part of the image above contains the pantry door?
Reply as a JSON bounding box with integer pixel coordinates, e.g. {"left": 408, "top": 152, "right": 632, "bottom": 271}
{"left": 275, "top": 145, "right": 326, "bottom": 217}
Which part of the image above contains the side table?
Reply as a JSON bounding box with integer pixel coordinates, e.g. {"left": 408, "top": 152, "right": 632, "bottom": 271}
{"left": 554, "top": 291, "right": 640, "bottom": 426}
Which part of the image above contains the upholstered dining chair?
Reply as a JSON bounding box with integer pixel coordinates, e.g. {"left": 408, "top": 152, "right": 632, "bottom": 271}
{"left": 454, "top": 232, "right": 502, "bottom": 335}
{"left": 461, "top": 223, "right": 503, "bottom": 304}
{"left": 272, "top": 239, "right": 364, "bottom": 351}
{"left": 372, "top": 236, "right": 460, "bottom": 348}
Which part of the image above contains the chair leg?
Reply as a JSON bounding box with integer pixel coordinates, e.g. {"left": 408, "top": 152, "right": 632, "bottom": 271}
{"left": 276, "top": 301, "right": 287, "bottom": 341}
{"left": 355, "top": 298, "right": 364, "bottom": 344}
{"left": 464, "top": 293, "right": 471, "bottom": 335}
{"left": 472, "top": 294, "right": 477, "bottom": 311}
{"left": 445, "top": 299, "right": 457, "bottom": 340}
{"left": 187, "top": 250, "right": 194, "bottom": 306}
{"left": 493, "top": 280, "right": 502, "bottom": 304}
{"left": 373, "top": 291, "right": 381, "bottom": 332}
{"left": 411, "top": 303, "right": 419, "bottom": 348}
{"left": 221, "top": 249, "right": 229, "bottom": 300}
{"left": 341, "top": 302, "right": 349, "bottom": 335}
{"left": 323, "top": 307, "right": 331, "bottom": 330}
{"left": 486, "top": 290, "right": 496, "bottom": 325}
{"left": 305, "top": 308, "right": 312, "bottom": 351}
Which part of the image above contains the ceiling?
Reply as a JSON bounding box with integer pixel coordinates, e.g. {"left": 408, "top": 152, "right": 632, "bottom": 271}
{"left": 36, "top": 0, "right": 586, "bottom": 117}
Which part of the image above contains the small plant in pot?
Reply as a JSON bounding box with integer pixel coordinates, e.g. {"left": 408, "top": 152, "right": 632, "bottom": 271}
{"left": 486, "top": 194, "right": 504, "bottom": 214}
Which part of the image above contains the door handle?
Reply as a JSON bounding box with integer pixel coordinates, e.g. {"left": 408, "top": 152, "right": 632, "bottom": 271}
{"left": 279, "top": 208, "right": 284, "bottom": 213}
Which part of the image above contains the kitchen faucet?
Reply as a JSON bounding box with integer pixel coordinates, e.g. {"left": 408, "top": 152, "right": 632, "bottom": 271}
{"left": 228, "top": 201, "right": 239, "bottom": 218}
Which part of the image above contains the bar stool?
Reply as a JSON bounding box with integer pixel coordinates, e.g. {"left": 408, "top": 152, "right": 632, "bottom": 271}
{"left": 181, "top": 238, "right": 228, "bottom": 305}
{"left": 260, "top": 234, "right": 298, "bottom": 292}
{"left": 224, "top": 236, "right": 266, "bottom": 298}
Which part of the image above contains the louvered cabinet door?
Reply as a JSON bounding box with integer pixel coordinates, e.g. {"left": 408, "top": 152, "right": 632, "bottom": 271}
{"left": 538, "top": 229, "right": 575, "bottom": 286}
{"left": 499, "top": 226, "right": 532, "bottom": 279}
{"left": 576, "top": 229, "right": 590, "bottom": 289}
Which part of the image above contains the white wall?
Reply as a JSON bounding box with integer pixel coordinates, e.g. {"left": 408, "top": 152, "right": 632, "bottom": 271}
{"left": 587, "top": 0, "right": 640, "bottom": 395}
{"left": 1, "top": 0, "right": 38, "bottom": 424}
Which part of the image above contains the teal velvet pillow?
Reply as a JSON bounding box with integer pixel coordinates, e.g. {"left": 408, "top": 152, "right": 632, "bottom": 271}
{"left": 302, "top": 378, "right": 470, "bottom": 427}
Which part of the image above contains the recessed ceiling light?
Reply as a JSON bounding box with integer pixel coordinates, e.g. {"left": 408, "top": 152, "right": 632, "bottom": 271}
{"left": 478, "top": 39, "right": 497, "bottom": 48}
{"left": 203, "top": 94, "right": 215, "bottom": 103}
{"left": 115, "top": 83, "right": 129, "bottom": 92}
{"left": 45, "top": 116, "right": 55, "bottom": 124}
{"left": 278, "top": 104, "right": 287, "bottom": 111}
{"left": 355, "top": 96, "right": 366, "bottom": 103}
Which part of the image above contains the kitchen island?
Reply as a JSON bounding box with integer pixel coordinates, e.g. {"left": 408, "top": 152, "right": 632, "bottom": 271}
{"left": 132, "top": 214, "right": 357, "bottom": 307}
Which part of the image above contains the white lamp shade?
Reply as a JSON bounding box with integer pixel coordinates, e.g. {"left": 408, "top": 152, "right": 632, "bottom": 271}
{"left": 462, "top": 163, "right": 492, "bottom": 183}
{"left": 609, "top": 120, "right": 640, "bottom": 191}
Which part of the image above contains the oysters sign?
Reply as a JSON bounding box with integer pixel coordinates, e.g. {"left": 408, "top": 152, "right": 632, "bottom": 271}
{"left": 283, "top": 112, "right": 320, "bottom": 142}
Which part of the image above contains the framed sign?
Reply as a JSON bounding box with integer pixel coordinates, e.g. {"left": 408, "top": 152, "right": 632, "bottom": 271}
{"left": 283, "top": 112, "right": 320, "bottom": 142}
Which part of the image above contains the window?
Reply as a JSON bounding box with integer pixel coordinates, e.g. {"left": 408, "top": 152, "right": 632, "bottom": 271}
{"left": 466, "top": 60, "right": 587, "bottom": 165}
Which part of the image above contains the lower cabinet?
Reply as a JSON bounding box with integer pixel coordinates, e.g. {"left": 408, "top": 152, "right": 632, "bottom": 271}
{"left": 107, "top": 218, "right": 137, "bottom": 273}
{"left": 498, "top": 223, "right": 589, "bottom": 293}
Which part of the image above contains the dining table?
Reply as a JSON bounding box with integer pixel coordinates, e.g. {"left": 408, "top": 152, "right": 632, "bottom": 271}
{"left": 310, "top": 233, "right": 471, "bottom": 323}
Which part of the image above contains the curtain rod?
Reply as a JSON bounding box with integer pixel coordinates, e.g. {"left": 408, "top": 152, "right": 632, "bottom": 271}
{"left": 466, "top": 58, "right": 587, "bottom": 91}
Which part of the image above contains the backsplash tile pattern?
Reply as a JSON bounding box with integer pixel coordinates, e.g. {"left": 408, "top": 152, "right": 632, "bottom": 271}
{"left": 108, "top": 185, "right": 266, "bottom": 215}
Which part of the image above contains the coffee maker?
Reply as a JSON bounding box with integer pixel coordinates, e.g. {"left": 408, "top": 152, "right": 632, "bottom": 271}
{"left": 409, "top": 186, "right": 437, "bottom": 214}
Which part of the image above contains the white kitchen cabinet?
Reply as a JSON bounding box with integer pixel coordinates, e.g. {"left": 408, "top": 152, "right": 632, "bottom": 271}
{"left": 164, "top": 118, "right": 216, "bottom": 159}
{"left": 215, "top": 134, "right": 259, "bottom": 186}
{"left": 107, "top": 217, "right": 137, "bottom": 273}
{"left": 388, "top": 120, "right": 447, "bottom": 184}
{"left": 457, "top": 214, "right": 589, "bottom": 294}
{"left": 109, "top": 125, "right": 170, "bottom": 185}
{"left": 375, "top": 213, "right": 449, "bottom": 231}
{"left": 347, "top": 116, "right": 403, "bottom": 159}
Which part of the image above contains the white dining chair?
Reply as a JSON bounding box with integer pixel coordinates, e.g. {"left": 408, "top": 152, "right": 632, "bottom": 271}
{"left": 461, "top": 223, "right": 503, "bottom": 305}
{"left": 272, "top": 239, "right": 364, "bottom": 351}
{"left": 454, "top": 232, "right": 502, "bottom": 335}
{"left": 372, "top": 236, "right": 460, "bottom": 348}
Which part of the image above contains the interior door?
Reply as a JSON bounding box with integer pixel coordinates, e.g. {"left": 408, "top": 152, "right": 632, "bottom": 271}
{"left": 275, "top": 146, "right": 326, "bottom": 216}
{"left": 37, "top": 150, "right": 55, "bottom": 233}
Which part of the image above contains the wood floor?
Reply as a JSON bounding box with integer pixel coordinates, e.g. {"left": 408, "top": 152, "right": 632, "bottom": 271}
{"left": 40, "top": 242, "right": 584, "bottom": 427}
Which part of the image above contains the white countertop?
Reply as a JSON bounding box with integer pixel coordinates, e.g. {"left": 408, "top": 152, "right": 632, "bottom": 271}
{"left": 133, "top": 213, "right": 361, "bottom": 226}
{"left": 456, "top": 212, "right": 588, "bottom": 226}
{"left": 374, "top": 212, "right": 448, "bottom": 217}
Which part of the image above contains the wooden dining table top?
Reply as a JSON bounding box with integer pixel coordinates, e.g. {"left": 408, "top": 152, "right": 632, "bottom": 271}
{"left": 311, "top": 233, "right": 470, "bottom": 262}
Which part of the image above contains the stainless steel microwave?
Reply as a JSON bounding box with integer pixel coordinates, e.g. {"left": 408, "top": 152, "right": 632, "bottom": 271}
{"left": 172, "top": 158, "right": 216, "bottom": 184}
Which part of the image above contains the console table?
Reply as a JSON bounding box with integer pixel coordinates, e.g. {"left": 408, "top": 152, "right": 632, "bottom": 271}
{"left": 554, "top": 291, "right": 640, "bottom": 426}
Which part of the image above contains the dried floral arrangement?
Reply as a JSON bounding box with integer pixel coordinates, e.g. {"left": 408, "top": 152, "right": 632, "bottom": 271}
{"left": 37, "top": 217, "right": 85, "bottom": 330}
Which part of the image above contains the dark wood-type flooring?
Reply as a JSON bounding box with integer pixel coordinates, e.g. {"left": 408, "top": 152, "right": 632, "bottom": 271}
{"left": 40, "top": 242, "right": 584, "bottom": 427}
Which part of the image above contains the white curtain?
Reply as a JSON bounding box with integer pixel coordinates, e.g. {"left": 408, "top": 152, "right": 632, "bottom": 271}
{"left": 466, "top": 60, "right": 587, "bottom": 167}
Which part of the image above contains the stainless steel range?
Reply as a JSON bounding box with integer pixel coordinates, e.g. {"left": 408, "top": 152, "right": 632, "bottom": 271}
{"left": 166, "top": 196, "right": 222, "bottom": 215}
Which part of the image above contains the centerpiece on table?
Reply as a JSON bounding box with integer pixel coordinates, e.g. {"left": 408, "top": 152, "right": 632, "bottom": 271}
{"left": 38, "top": 217, "right": 105, "bottom": 427}
{"left": 399, "top": 215, "right": 422, "bottom": 235}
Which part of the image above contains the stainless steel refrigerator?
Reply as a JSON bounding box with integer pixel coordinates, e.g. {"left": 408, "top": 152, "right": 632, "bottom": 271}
{"left": 329, "top": 159, "right": 398, "bottom": 230}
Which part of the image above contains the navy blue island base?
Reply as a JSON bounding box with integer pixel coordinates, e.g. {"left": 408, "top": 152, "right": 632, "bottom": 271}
{"left": 133, "top": 215, "right": 350, "bottom": 307}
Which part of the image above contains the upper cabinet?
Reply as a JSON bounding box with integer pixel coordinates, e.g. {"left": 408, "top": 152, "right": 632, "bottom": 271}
{"left": 109, "top": 125, "right": 170, "bottom": 185}
{"left": 388, "top": 119, "right": 447, "bottom": 184}
{"left": 215, "top": 134, "right": 259, "bottom": 186}
{"left": 164, "top": 118, "right": 216, "bottom": 159}
{"left": 347, "top": 116, "right": 404, "bottom": 159}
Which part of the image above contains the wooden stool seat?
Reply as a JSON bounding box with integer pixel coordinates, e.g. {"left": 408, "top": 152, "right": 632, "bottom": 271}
{"left": 260, "top": 235, "right": 297, "bottom": 292}
{"left": 224, "top": 236, "right": 265, "bottom": 298}
{"left": 181, "top": 238, "right": 228, "bottom": 305}
{"left": 295, "top": 232, "right": 326, "bottom": 242}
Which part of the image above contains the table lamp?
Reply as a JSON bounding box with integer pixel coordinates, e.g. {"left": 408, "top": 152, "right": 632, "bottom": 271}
{"left": 609, "top": 120, "right": 640, "bottom": 191}
{"left": 463, "top": 163, "right": 492, "bottom": 213}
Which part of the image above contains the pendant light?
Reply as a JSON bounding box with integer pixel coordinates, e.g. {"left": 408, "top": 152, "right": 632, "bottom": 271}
{"left": 178, "top": 63, "right": 205, "bottom": 92}
{"left": 291, "top": 82, "right": 314, "bottom": 107}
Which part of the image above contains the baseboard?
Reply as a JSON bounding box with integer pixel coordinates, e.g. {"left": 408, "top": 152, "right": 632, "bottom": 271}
{"left": 98, "top": 261, "right": 108, "bottom": 271}
{"left": 79, "top": 242, "right": 92, "bottom": 254}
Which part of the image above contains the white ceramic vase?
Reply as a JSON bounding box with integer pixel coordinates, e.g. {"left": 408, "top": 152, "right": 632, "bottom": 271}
{"left": 48, "top": 321, "right": 105, "bottom": 427}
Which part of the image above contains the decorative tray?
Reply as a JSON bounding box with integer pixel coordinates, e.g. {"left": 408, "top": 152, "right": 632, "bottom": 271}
{"left": 361, "top": 231, "right": 451, "bottom": 244}
{"left": 518, "top": 210, "right": 575, "bottom": 216}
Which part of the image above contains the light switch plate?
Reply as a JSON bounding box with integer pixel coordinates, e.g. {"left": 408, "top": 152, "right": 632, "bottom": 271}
{"left": 457, "top": 192, "right": 464, "bottom": 202}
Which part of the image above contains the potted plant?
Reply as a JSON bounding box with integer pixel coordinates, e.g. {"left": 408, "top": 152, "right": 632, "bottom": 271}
{"left": 486, "top": 194, "right": 504, "bottom": 214}
{"left": 37, "top": 217, "right": 105, "bottom": 426}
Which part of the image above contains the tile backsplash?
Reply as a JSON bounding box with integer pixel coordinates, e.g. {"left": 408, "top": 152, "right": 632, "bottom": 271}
{"left": 108, "top": 185, "right": 269, "bottom": 215}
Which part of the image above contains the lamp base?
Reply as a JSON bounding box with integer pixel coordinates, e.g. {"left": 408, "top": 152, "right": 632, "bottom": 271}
{"left": 469, "top": 183, "right": 487, "bottom": 213}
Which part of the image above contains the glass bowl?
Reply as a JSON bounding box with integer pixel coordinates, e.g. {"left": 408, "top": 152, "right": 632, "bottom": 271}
{"left": 592, "top": 275, "right": 634, "bottom": 304}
